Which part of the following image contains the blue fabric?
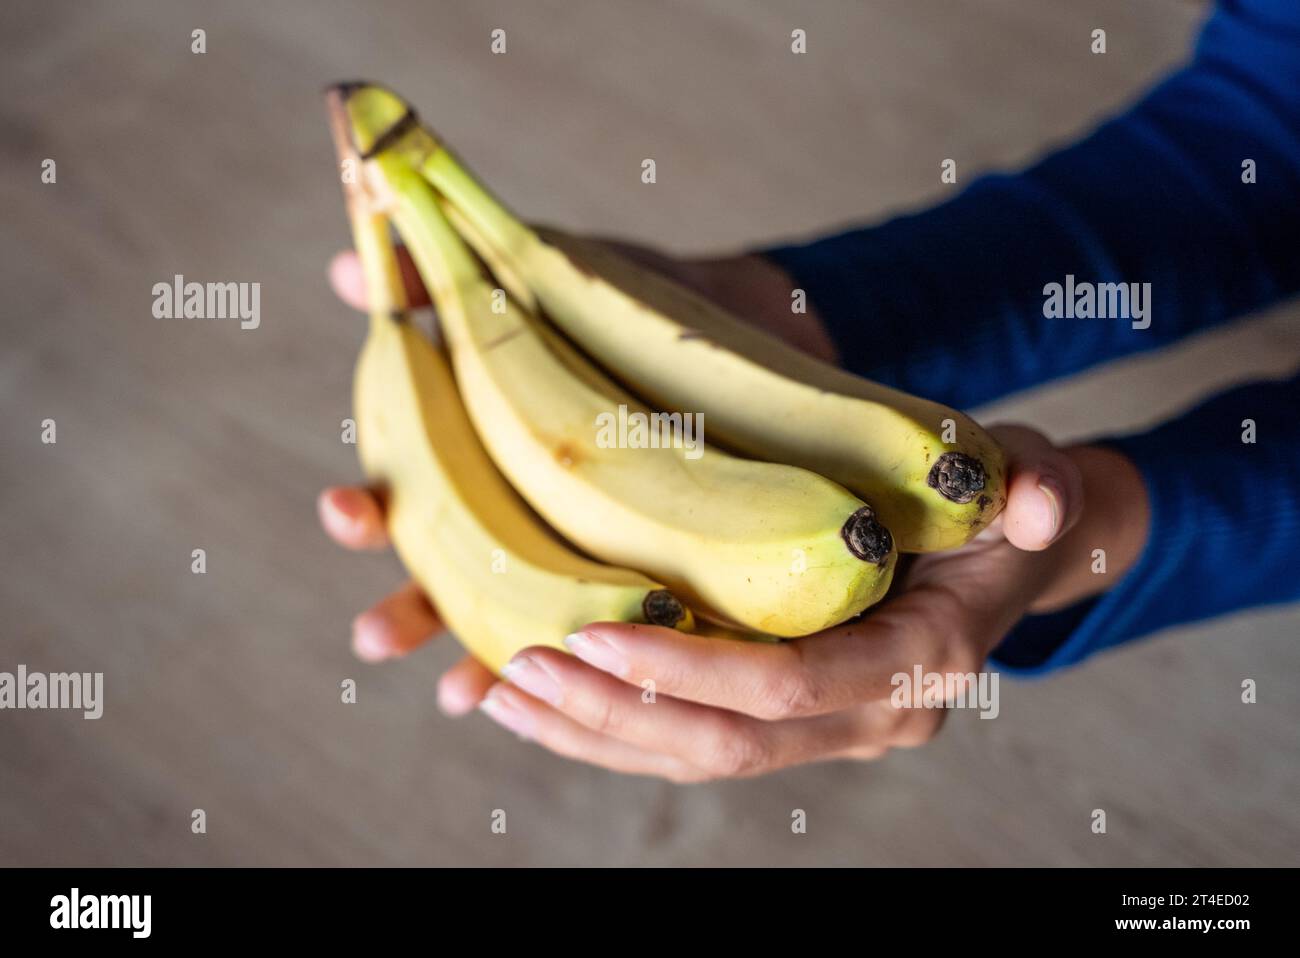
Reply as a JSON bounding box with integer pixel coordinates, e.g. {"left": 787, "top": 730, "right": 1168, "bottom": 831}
{"left": 765, "top": 0, "right": 1300, "bottom": 671}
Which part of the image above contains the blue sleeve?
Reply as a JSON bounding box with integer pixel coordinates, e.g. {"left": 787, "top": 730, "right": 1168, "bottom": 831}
{"left": 990, "top": 371, "right": 1300, "bottom": 673}
{"left": 766, "top": 0, "right": 1300, "bottom": 410}
{"left": 764, "top": 0, "right": 1300, "bottom": 671}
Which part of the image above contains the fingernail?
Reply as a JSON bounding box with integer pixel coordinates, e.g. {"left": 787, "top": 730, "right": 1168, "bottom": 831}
{"left": 1037, "top": 479, "right": 1064, "bottom": 541}
{"left": 333, "top": 493, "right": 364, "bottom": 522}
{"left": 564, "top": 631, "right": 629, "bottom": 677}
{"left": 501, "top": 654, "right": 563, "bottom": 707}
{"left": 352, "top": 617, "right": 390, "bottom": 662}
{"left": 436, "top": 683, "right": 471, "bottom": 717}
{"left": 479, "top": 687, "right": 535, "bottom": 739}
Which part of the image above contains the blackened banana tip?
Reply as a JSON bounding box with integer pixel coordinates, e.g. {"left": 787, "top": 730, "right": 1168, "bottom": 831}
{"left": 643, "top": 589, "right": 687, "bottom": 628}
{"left": 927, "top": 452, "right": 987, "bottom": 504}
{"left": 325, "top": 80, "right": 371, "bottom": 100}
{"left": 842, "top": 507, "right": 893, "bottom": 565}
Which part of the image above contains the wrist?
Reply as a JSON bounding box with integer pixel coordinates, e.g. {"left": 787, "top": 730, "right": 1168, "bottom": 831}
{"left": 1030, "top": 443, "right": 1150, "bottom": 613}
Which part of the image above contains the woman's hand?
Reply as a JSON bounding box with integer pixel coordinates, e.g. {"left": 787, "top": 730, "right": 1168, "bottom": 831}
{"left": 321, "top": 244, "right": 1149, "bottom": 779}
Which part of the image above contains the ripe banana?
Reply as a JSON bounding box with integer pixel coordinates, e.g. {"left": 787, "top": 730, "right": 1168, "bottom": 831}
{"left": 368, "top": 90, "right": 1005, "bottom": 552}
{"left": 336, "top": 85, "right": 897, "bottom": 637}
{"left": 326, "top": 89, "right": 692, "bottom": 675}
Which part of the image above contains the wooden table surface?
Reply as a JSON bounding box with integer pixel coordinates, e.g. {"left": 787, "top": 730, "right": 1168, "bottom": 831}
{"left": 2, "top": 0, "right": 1297, "bottom": 866}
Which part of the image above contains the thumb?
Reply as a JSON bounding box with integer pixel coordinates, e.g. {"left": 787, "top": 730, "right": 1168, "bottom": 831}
{"left": 986, "top": 424, "right": 1084, "bottom": 552}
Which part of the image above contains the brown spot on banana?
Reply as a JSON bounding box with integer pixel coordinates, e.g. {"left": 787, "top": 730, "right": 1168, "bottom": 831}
{"left": 552, "top": 441, "right": 582, "bottom": 469}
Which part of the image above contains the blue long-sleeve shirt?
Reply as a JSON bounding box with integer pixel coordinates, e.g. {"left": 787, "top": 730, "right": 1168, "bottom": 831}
{"left": 766, "top": 0, "right": 1300, "bottom": 673}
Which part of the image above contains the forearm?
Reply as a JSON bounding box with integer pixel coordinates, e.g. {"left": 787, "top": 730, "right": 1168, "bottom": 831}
{"left": 1031, "top": 445, "right": 1149, "bottom": 615}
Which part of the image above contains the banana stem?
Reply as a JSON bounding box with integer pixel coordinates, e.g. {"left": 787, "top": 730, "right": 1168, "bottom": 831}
{"left": 418, "top": 146, "right": 537, "bottom": 263}
{"left": 373, "top": 153, "right": 492, "bottom": 315}
{"left": 326, "top": 82, "right": 528, "bottom": 307}
{"left": 325, "top": 88, "right": 406, "bottom": 321}
{"left": 350, "top": 210, "right": 407, "bottom": 320}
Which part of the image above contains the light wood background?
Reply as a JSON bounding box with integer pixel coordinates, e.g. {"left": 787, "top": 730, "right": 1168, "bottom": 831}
{"left": 2, "top": 0, "right": 1297, "bottom": 866}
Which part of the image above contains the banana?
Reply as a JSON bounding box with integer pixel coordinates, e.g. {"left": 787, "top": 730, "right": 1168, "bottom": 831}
{"left": 326, "top": 88, "right": 692, "bottom": 675}
{"left": 336, "top": 85, "right": 896, "bottom": 638}
{"left": 530, "top": 230, "right": 1007, "bottom": 549}
{"left": 361, "top": 89, "right": 1005, "bottom": 552}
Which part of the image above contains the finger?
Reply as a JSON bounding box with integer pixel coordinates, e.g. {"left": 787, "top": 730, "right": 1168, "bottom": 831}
{"left": 564, "top": 615, "right": 949, "bottom": 721}
{"left": 819, "top": 701, "right": 949, "bottom": 762}
{"left": 877, "top": 699, "right": 949, "bottom": 748}
{"left": 501, "top": 648, "right": 868, "bottom": 777}
{"left": 815, "top": 711, "right": 899, "bottom": 763}
{"left": 351, "top": 580, "right": 442, "bottom": 662}
{"left": 329, "top": 248, "right": 431, "bottom": 312}
{"left": 986, "top": 424, "right": 1084, "bottom": 551}
{"left": 824, "top": 744, "right": 890, "bottom": 763}
{"left": 318, "top": 486, "right": 389, "bottom": 551}
{"left": 478, "top": 683, "right": 702, "bottom": 782}
{"left": 437, "top": 655, "right": 497, "bottom": 716}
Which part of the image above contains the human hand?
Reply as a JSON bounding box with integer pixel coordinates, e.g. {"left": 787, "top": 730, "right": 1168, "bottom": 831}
{"left": 456, "top": 426, "right": 1119, "bottom": 781}
{"left": 321, "top": 244, "right": 1147, "bottom": 780}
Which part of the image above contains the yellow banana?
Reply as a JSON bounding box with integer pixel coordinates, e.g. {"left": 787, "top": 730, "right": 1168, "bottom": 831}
{"left": 336, "top": 85, "right": 896, "bottom": 637}
{"left": 360, "top": 87, "right": 1006, "bottom": 552}
{"left": 326, "top": 89, "right": 691, "bottom": 675}
{"left": 525, "top": 230, "right": 1008, "bottom": 552}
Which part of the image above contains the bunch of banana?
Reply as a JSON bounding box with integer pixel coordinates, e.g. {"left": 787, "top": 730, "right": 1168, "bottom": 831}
{"left": 326, "top": 90, "right": 692, "bottom": 674}
{"left": 325, "top": 82, "right": 1005, "bottom": 665}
